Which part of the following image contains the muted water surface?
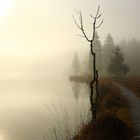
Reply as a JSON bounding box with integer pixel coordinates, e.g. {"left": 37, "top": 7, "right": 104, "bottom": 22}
{"left": 0, "top": 78, "right": 90, "bottom": 140}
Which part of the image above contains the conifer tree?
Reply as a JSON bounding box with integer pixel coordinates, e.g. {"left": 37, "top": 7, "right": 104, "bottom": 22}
{"left": 102, "top": 34, "right": 115, "bottom": 74}
{"left": 108, "top": 46, "right": 129, "bottom": 77}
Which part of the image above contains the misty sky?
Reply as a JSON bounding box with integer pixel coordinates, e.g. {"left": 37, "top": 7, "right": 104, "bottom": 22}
{"left": 0, "top": 0, "right": 140, "bottom": 79}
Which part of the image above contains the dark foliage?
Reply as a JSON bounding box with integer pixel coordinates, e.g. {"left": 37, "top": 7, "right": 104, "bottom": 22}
{"left": 108, "top": 46, "right": 129, "bottom": 77}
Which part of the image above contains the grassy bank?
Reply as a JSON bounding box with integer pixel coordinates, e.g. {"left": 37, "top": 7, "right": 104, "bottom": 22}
{"left": 74, "top": 77, "right": 135, "bottom": 140}
{"left": 118, "top": 75, "right": 140, "bottom": 98}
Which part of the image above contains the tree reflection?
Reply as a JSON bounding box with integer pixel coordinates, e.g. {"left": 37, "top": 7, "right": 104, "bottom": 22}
{"left": 72, "top": 81, "right": 81, "bottom": 101}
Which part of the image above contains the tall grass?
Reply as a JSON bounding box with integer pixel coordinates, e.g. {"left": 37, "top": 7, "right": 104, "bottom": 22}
{"left": 38, "top": 94, "right": 90, "bottom": 140}
{"left": 38, "top": 77, "right": 136, "bottom": 140}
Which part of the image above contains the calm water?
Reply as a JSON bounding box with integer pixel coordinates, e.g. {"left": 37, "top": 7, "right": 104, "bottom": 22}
{"left": 0, "top": 78, "right": 90, "bottom": 140}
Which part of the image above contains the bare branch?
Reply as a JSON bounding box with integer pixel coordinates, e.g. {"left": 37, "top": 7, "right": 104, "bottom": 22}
{"left": 90, "top": 15, "right": 96, "bottom": 19}
{"left": 73, "top": 9, "right": 80, "bottom": 14}
{"left": 73, "top": 10, "right": 91, "bottom": 42}
{"left": 72, "top": 15, "right": 81, "bottom": 29}
{"left": 90, "top": 5, "right": 103, "bottom": 41}
{"left": 96, "top": 19, "right": 104, "bottom": 29}
{"left": 90, "top": 14, "right": 102, "bottom": 19}
{"left": 95, "top": 6, "right": 100, "bottom": 18}
{"left": 81, "top": 29, "right": 91, "bottom": 42}
{"left": 79, "top": 11, "right": 83, "bottom": 28}
{"left": 76, "top": 34, "right": 85, "bottom": 38}
{"left": 97, "top": 14, "right": 102, "bottom": 19}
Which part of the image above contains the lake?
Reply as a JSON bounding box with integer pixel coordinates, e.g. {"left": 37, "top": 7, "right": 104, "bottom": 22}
{"left": 0, "top": 78, "right": 90, "bottom": 140}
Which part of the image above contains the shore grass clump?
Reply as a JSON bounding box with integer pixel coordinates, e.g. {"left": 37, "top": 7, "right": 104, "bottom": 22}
{"left": 74, "top": 77, "right": 135, "bottom": 140}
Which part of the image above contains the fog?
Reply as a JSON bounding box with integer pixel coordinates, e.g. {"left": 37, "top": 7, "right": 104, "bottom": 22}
{"left": 0, "top": 0, "right": 140, "bottom": 77}
{"left": 0, "top": 0, "right": 140, "bottom": 140}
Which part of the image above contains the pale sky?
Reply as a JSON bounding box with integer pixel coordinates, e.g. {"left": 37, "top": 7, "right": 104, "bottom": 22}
{"left": 0, "top": 0, "right": 140, "bottom": 79}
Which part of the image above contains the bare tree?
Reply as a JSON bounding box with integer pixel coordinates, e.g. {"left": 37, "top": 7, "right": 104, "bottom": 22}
{"left": 73, "top": 6, "right": 103, "bottom": 122}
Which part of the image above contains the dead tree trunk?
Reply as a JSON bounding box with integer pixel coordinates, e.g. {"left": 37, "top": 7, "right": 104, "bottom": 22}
{"left": 73, "top": 6, "right": 103, "bottom": 122}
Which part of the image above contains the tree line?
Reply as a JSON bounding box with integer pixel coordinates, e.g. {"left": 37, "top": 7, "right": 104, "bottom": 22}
{"left": 72, "top": 33, "right": 140, "bottom": 77}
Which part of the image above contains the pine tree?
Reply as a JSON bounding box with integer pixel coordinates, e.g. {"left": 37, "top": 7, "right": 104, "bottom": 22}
{"left": 102, "top": 34, "right": 115, "bottom": 74}
{"left": 119, "top": 38, "right": 140, "bottom": 74}
{"left": 108, "top": 46, "right": 129, "bottom": 77}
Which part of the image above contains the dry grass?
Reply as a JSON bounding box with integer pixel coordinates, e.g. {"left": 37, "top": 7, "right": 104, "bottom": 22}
{"left": 74, "top": 114, "right": 134, "bottom": 140}
{"left": 118, "top": 75, "right": 140, "bottom": 98}
{"left": 74, "top": 77, "right": 135, "bottom": 140}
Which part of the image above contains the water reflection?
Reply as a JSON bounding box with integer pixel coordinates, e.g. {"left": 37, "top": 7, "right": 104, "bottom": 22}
{"left": 0, "top": 79, "right": 89, "bottom": 140}
{"left": 72, "top": 82, "right": 81, "bottom": 100}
